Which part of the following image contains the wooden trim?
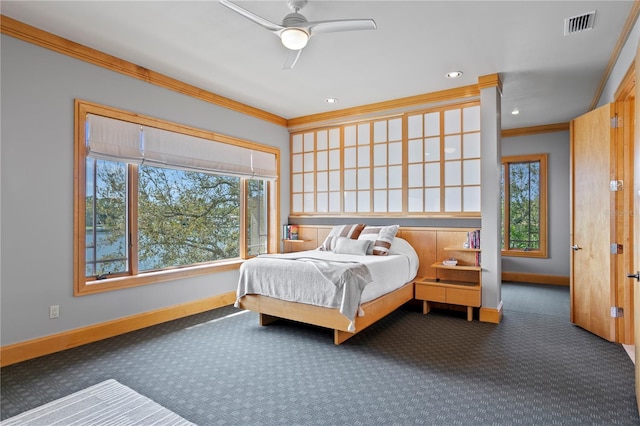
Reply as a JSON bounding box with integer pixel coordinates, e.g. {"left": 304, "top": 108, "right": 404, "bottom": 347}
{"left": 589, "top": 1, "right": 640, "bottom": 111}
{"left": 502, "top": 122, "right": 570, "bottom": 138}
{"left": 287, "top": 85, "right": 480, "bottom": 129}
{"left": 0, "top": 292, "right": 237, "bottom": 367}
{"left": 269, "top": 178, "right": 281, "bottom": 255}
{"left": 0, "top": 15, "right": 287, "bottom": 127}
{"left": 501, "top": 153, "right": 548, "bottom": 259}
{"left": 479, "top": 301, "right": 503, "bottom": 324}
{"left": 502, "top": 271, "right": 570, "bottom": 286}
{"left": 613, "top": 98, "right": 635, "bottom": 344}
{"left": 477, "top": 73, "right": 503, "bottom": 94}
{"left": 614, "top": 59, "right": 636, "bottom": 101}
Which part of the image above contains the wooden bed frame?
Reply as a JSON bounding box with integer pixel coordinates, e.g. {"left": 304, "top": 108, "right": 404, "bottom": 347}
{"left": 236, "top": 281, "right": 415, "bottom": 344}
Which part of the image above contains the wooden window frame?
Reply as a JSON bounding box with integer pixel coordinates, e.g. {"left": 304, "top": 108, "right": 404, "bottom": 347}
{"left": 74, "top": 99, "right": 280, "bottom": 296}
{"left": 501, "top": 153, "right": 548, "bottom": 258}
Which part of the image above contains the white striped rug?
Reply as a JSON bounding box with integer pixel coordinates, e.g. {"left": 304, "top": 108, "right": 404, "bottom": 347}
{"left": 0, "top": 379, "right": 195, "bottom": 426}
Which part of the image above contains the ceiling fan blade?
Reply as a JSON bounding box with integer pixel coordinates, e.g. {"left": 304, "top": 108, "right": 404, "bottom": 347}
{"left": 306, "top": 19, "right": 377, "bottom": 36}
{"left": 283, "top": 49, "right": 303, "bottom": 70}
{"left": 219, "top": 0, "right": 284, "bottom": 33}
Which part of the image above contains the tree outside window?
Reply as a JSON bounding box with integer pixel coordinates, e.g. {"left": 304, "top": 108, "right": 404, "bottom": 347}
{"left": 501, "top": 154, "right": 548, "bottom": 258}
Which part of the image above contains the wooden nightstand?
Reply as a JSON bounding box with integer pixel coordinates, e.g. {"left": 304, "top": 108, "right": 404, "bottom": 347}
{"left": 415, "top": 277, "right": 481, "bottom": 321}
{"left": 415, "top": 247, "right": 482, "bottom": 321}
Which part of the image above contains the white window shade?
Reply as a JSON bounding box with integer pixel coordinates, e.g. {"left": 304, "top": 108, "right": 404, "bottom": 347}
{"left": 87, "top": 114, "right": 277, "bottom": 179}
{"left": 249, "top": 149, "right": 278, "bottom": 179}
{"left": 142, "top": 126, "right": 276, "bottom": 179}
{"left": 86, "top": 114, "right": 143, "bottom": 163}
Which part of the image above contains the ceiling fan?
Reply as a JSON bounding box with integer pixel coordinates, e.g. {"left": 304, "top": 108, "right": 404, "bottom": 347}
{"left": 219, "top": 0, "right": 377, "bottom": 69}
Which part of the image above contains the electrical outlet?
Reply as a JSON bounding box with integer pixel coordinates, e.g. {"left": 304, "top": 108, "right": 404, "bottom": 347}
{"left": 49, "top": 305, "right": 59, "bottom": 319}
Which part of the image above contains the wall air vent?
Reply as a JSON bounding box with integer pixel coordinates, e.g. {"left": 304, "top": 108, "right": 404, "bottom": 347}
{"left": 564, "top": 11, "right": 596, "bottom": 35}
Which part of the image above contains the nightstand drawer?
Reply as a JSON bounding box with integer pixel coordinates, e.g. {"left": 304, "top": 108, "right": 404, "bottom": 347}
{"left": 447, "top": 287, "right": 480, "bottom": 306}
{"left": 415, "top": 283, "right": 446, "bottom": 302}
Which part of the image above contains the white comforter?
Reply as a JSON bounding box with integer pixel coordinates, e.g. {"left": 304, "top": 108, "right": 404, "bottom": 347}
{"left": 236, "top": 248, "right": 418, "bottom": 330}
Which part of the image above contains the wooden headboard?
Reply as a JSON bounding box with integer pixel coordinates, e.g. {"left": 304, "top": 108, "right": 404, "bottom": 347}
{"left": 283, "top": 225, "right": 480, "bottom": 281}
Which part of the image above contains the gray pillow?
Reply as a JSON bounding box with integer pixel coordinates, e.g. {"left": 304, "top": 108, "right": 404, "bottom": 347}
{"left": 333, "top": 237, "right": 371, "bottom": 256}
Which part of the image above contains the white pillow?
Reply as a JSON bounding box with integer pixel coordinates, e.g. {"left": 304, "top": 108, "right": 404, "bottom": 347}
{"left": 333, "top": 237, "right": 371, "bottom": 256}
{"left": 357, "top": 225, "right": 399, "bottom": 255}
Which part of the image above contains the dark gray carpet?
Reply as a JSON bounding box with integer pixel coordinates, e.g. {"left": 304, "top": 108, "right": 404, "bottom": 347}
{"left": 1, "top": 283, "right": 637, "bottom": 425}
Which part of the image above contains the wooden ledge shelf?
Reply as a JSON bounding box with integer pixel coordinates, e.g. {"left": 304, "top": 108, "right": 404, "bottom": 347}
{"left": 419, "top": 278, "right": 480, "bottom": 289}
{"left": 431, "top": 262, "right": 481, "bottom": 272}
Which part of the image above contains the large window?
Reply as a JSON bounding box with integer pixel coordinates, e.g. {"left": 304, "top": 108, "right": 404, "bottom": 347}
{"left": 75, "top": 100, "right": 279, "bottom": 295}
{"left": 290, "top": 102, "right": 480, "bottom": 216}
{"left": 501, "top": 154, "right": 548, "bottom": 258}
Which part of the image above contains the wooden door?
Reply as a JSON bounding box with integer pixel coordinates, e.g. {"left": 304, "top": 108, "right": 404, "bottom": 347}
{"left": 570, "top": 103, "right": 617, "bottom": 341}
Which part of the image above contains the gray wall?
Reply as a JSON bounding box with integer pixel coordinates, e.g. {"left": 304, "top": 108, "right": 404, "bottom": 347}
{"left": 0, "top": 35, "right": 290, "bottom": 346}
{"left": 501, "top": 131, "right": 571, "bottom": 276}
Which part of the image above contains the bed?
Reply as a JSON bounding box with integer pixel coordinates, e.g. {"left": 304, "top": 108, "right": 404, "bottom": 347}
{"left": 235, "top": 226, "right": 419, "bottom": 344}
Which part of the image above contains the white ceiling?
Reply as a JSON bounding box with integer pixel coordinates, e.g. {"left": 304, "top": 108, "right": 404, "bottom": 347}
{"left": 1, "top": 1, "right": 635, "bottom": 129}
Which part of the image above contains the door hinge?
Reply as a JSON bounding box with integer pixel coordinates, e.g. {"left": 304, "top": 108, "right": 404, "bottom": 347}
{"left": 610, "top": 243, "right": 623, "bottom": 254}
{"left": 611, "top": 307, "right": 624, "bottom": 318}
{"left": 609, "top": 180, "right": 623, "bottom": 191}
{"left": 611, "top": 116, "right": 623, "bottom": 128}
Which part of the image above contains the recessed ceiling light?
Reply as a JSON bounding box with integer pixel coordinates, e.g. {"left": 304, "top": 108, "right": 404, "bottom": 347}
{"left": 446, "top": 71, "right": 463, "bottom": 79}
{"left": 324, "top": 98, "right": 338, "bottom": 104}
{"left": 512, "top": 108, "right": 520, "bottom": 115}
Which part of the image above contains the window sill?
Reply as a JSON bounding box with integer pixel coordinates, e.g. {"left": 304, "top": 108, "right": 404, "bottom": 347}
{"left": 75, "top": 259, "right": 244, "bottom": 296}
{"left": 501, "top": 250, "right": 548, "bottom": 259}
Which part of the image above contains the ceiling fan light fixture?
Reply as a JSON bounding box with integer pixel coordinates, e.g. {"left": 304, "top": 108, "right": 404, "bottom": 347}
{"left": 281, "top": 28, "right": 309, "bottom": 50}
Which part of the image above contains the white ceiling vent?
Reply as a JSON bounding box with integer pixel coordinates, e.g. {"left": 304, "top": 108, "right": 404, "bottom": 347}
{"left": 564, "top": 11, "right": 596, "bottom": 35}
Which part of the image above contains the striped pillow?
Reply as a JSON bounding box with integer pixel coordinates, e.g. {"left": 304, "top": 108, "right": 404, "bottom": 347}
{"left": 357, "top": 225, "right": 400, "bottom": 255}
{"left": 320, "top": 224, "right": 365, "bottom": 251}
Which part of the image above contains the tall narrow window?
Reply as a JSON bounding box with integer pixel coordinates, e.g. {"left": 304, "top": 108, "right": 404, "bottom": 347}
{"left": 75, "top": 100, "right": 279, "bottom": 295}
{"left": 246, "top": 179, "right": 268, "bottom": 256}
{"left": 290, "top": 127, "right": 341, "bottom": 214}
{"left": 373, "top": 117, "right": 403, "bottom": 213}
{"left": 85, "top": 158, "right": 129, "bottom": 277}
{"left": 501, "top": 154, "right": 548, "bottom": 258}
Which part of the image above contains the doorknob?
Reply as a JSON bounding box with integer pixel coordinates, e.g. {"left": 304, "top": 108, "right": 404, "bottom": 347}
{"left": 571, "top": 244, "right": 582, "bottom": 251}
{"left": 627, "top": 272, "right": 640, "bottom": 282}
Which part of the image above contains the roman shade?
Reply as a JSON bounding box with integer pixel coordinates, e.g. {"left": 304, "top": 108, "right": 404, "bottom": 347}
{"left": 86, "top": 114, "right": 277, "bottom": 179}
{"left": 86, "top": 114, "right": 143, "bottom": 164}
